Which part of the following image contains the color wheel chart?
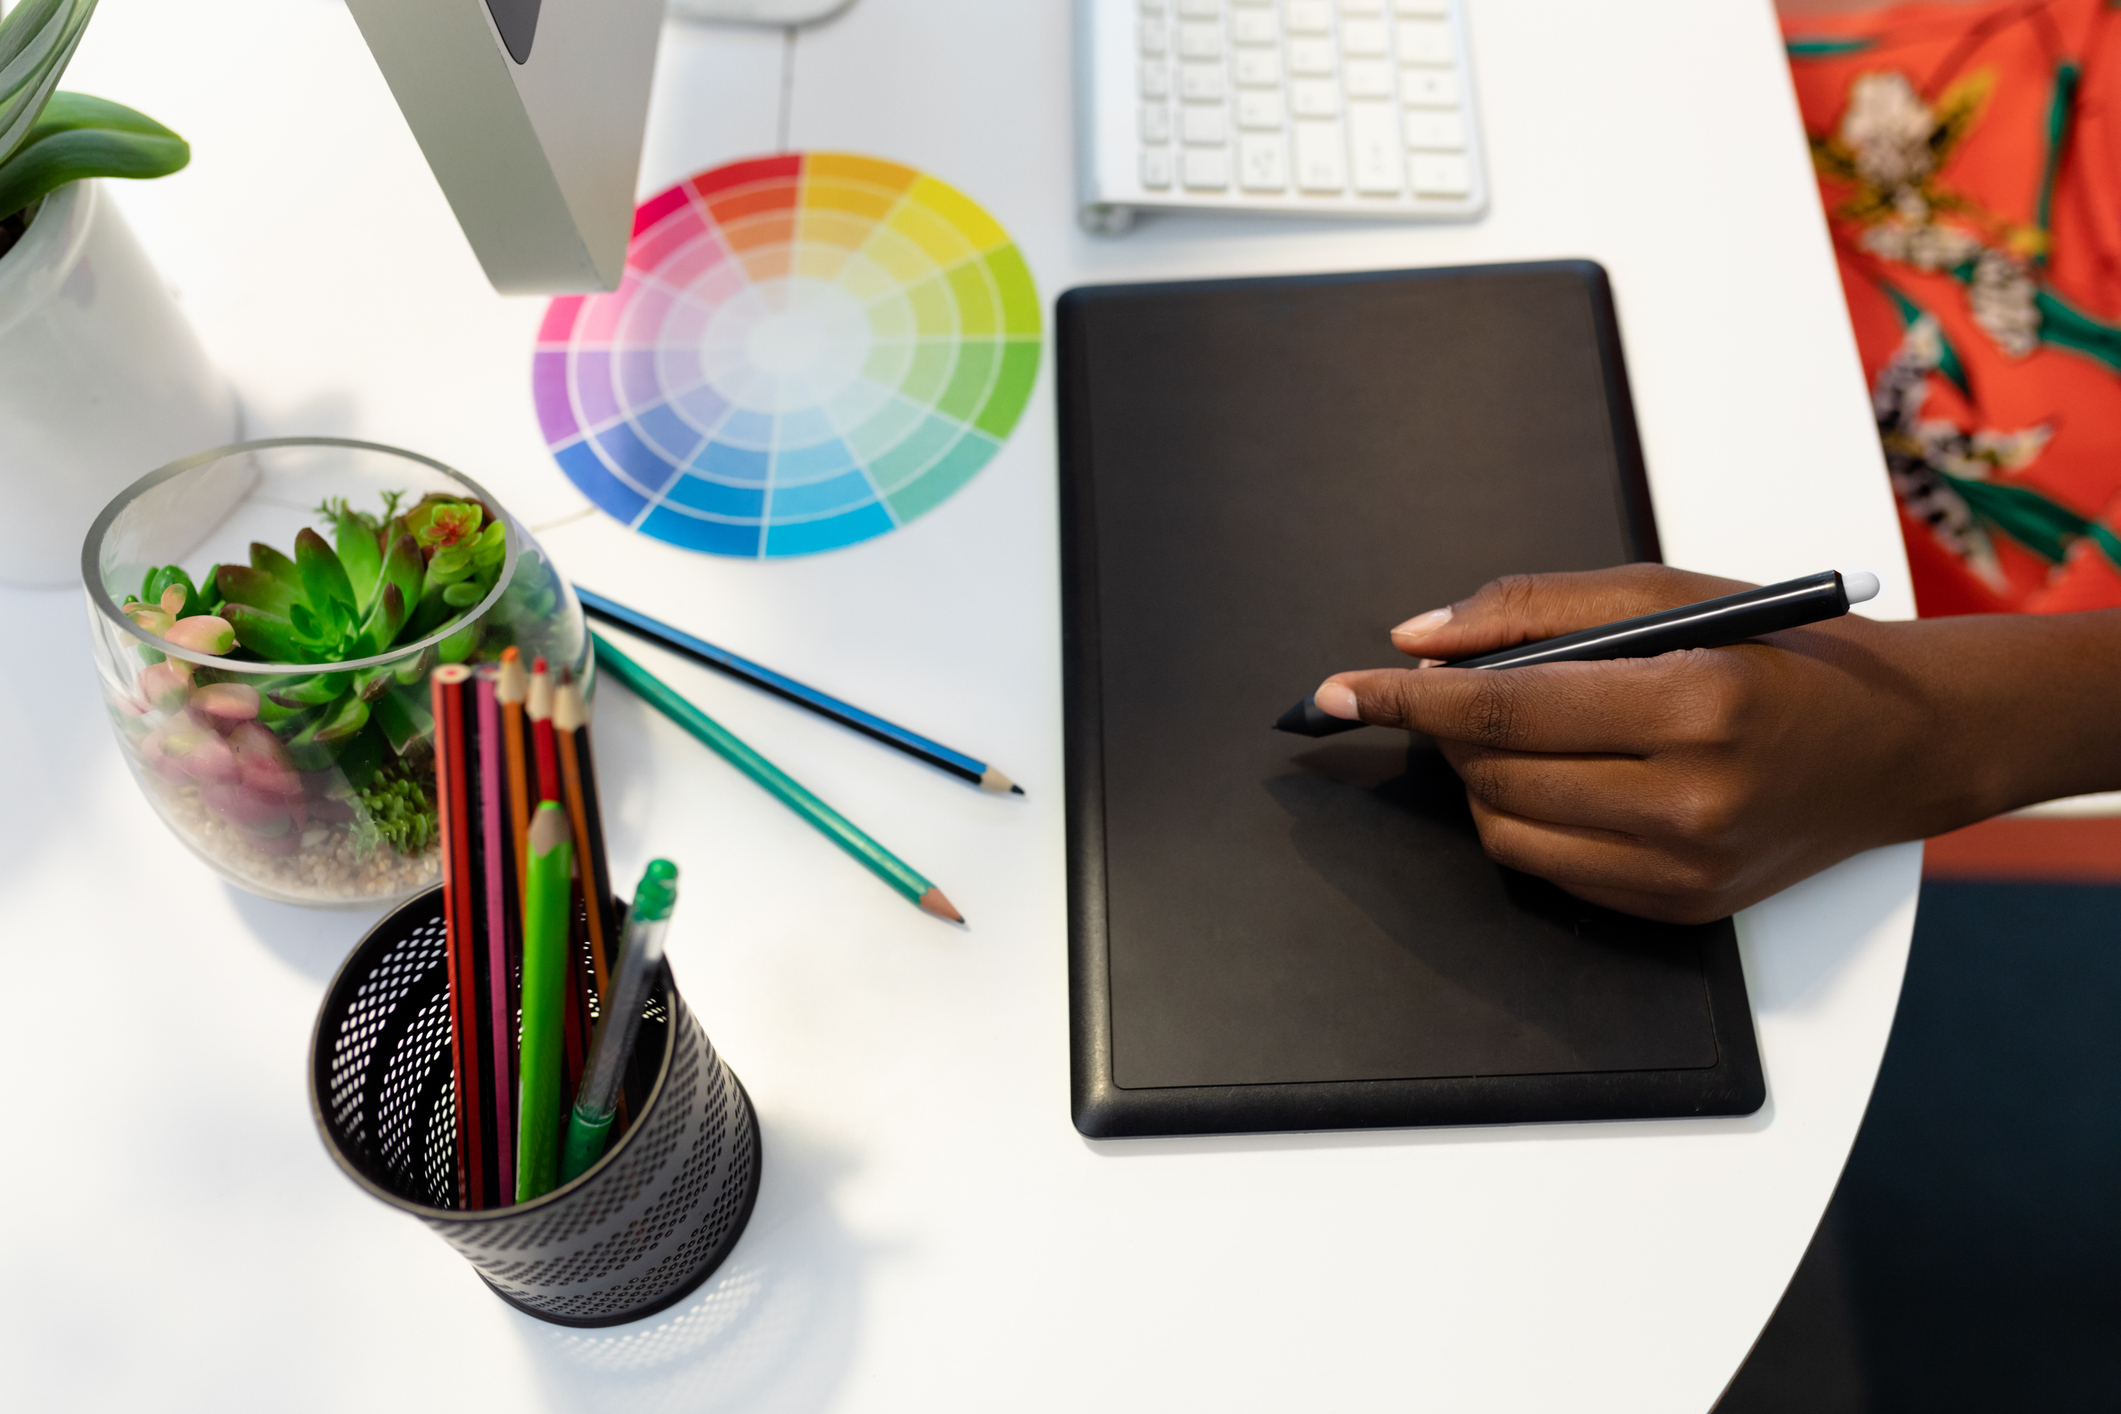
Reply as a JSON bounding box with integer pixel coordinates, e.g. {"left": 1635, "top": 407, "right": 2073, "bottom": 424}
{"left": 534, "top": 154, "right": 1043, "bottom": 558}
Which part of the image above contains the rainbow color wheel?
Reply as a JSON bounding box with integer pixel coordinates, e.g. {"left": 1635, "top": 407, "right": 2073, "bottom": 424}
{"left": 533, "top": 154, "right": 1043, "bottom": 557}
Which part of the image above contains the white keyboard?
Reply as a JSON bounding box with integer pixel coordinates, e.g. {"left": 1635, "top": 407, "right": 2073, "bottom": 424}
{"left": 1075, "top": 0, "right": 1488, "bottom": 231}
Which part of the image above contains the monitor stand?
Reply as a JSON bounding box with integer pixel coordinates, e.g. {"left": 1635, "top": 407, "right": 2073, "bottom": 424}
{"left": 669, "top": 0, "right": 857, "bottom": 24}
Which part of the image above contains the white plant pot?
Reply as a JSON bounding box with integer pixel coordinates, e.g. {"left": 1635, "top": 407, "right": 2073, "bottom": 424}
{"left": 0, "top": 180, "right": 239, "bottom": 587}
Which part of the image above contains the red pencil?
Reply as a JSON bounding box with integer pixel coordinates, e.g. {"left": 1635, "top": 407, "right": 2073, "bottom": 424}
{"left": 432, "top": 664, "right": 483, "bottom": 1210}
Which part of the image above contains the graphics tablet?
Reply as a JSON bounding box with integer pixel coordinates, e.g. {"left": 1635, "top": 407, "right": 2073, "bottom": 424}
{"left": 1056, "top": 260, "right": 1766, "bottom": 1138}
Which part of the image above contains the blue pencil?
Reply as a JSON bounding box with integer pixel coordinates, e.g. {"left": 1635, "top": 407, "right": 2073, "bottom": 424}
{"left": 575, "top": 586, "right": 1022, "bottom": 795}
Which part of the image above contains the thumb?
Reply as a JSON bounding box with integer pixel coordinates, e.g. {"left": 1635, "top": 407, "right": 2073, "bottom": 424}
{"left": 1388, "top": 564, "right": 1756, "bottom": 662}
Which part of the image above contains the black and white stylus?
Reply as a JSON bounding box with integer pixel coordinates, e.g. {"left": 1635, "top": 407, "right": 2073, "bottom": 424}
{"left": 1275, "top": 568, "right": 1884, "bottom": 738}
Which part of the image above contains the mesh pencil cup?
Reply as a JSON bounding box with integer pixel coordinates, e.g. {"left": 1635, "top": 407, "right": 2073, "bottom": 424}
{"left": 309, "top": 886, "right": 762, "bottom": 1327}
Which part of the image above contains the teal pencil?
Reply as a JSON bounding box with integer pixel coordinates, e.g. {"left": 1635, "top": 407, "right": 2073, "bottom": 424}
{"left": 516, "top": 801, "right": 574, "bottom": 1202}
{"left": 591, "top": 631, "right": 965, "bottom": 924}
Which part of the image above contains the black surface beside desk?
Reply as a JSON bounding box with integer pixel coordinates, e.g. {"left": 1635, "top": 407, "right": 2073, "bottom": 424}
{"left": 1057, "top": 260, "right": 1765, "bottom": 1138}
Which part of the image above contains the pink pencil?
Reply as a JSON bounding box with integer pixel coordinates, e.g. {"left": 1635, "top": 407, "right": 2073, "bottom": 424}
{"left": 477, "top": 671, "right": 516, "bottom": 1205}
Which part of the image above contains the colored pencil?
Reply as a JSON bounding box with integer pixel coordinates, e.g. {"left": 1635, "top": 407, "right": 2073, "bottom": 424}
{"left": 592, "top": 630, "right": 965, "bottom": 924}
{"left": 562, "top": 860, "right": 677, "bottom": 1184}
{"left": 431, "top": 664, "right": 483, "bottom": 1210}
{"left": 498, "top": 647, "right": 532, "bottom": 926}
{"left": 517, "top": 801, "right": 574, "bottom": 1202}
{"left": 554, "top": 670, "right": 615, "bottom": 999}
{"left": 576, "top": 585, "right": 1022, "bottom": 795}
{"left": 475, "top": 669, "right": 516, "bottom": 1206}
{"left": 528, "top": 655, "right": 559, "bottom": 804}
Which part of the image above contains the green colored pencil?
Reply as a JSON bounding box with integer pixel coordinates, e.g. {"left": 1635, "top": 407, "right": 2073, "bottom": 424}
{"left": 517, "top": 802, "right": 574, "bottom": 1202}
{"left": 591, "top": 631, "right": 965, "bottom": 923}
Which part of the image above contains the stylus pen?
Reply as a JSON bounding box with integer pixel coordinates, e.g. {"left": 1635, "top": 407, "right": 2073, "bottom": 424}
{"left": 1275, "top": 568, "right": 1883, "bottom": 737}
{"left": 575, "top": 586, "right": 1023, "bottom": 795}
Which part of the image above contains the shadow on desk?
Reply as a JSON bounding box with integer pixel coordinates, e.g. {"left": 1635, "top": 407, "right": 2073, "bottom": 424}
{"left": 515, "top": 1121, "right": 873, "bottom": 1414}
{"left": 1716, "top": 879, "right": 2121, "bottom": 1413}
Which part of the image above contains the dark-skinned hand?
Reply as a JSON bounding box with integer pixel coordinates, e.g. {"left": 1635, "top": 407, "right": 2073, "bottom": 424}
{"left": 1312, "top": 563, "right": 2121, "bottom": 924}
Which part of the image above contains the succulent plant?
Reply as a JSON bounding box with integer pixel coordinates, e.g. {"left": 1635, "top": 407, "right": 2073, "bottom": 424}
{"left": 0, "top": 0, "right": 191, "bottom": 241}
{"left": 121, "top": 490, "right": 512, "bottom": 860}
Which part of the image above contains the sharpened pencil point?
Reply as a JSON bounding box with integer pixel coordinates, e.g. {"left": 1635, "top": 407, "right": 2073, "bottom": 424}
{"left": 919, "top": 887, "right": 964, "bottom": 924}
{"left": 1010, "top": 784, "right": 1024, "bottom": 795}
{"left": 980, "top": 766, "right": 1019, "bottom": 794}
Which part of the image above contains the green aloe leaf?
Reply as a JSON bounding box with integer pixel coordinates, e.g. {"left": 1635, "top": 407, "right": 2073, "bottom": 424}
{"left": 193, "top": 564, "right": 224, "bottom": 615}
{"left": 249, "top": 540, "right": 300, "bottom": 589}
{"left": 358, "top": 581, "right": 407, "bottom": 656}
{"left": 288, "top": 601, "right": 321, "bottom": 641}
{"left": 294, "top": 527, "right": 355, "bottom": 616}
{"left": 0, "top": 0, "right": 95, "bottom": 164}
{"left": 222, "top": 603, "right": 312, "bottom": 663}
{"left": 404, "top": 580, "right": 456, "bottom": 641}
{"left": 214, "top": 564, "right": 298, "bottom": 617}
{"left": 0, "top": 91, "right": 187, "bottom": 220}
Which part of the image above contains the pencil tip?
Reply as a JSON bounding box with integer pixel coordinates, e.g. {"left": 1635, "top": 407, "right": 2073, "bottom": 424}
{"left": 1010, "top": 784, "right": 1024, "bottom": 795}
{"left": 919, "top": 887, "right": 965, "bottom": 924}
{"left": 980, "top": 767, "right": 1019, "bottom": 794}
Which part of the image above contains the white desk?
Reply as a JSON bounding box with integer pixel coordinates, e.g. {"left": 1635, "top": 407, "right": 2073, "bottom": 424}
{"left": 4, "top": 2, "right": 1917, "bottom": 1408}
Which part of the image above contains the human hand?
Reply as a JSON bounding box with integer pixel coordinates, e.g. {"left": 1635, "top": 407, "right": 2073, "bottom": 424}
{"left": 1310, "top": 564, "right": 1990, "bottom": 923}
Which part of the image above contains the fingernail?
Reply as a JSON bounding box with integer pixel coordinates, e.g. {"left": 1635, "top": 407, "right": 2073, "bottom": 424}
{"left": 1313, "top": 681, "right": 1360, "bottom": 719}
{"left": 1390, "top": 607, "right": 1453, "bottom": 640}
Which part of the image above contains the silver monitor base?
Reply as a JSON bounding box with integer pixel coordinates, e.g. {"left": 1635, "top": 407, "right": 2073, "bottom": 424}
{"left": 668, "top": 0, "right": 856, "bottom": 24}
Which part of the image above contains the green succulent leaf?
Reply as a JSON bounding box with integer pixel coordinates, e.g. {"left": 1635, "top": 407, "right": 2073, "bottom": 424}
{"left": 283, "top": 711, "right": 344, "bottom": 772}
{"left": 404, "top": 580, "right": 456, "bottom": 641}
{"left": 372, "top": 686, "right": 433, "bottom": 755}
{"left": 358, "top": 581, "right": 408, "bottom": 656}
{"left": 470, "top": 520, "right": 507, "bottom": 571}
{"left": 264, "top": 673, "right": 340, "bottom": 709}
{"left": 438, "top": 617, "right": 481, "bottom": 664}
{"left": 332, "top": 720, "right": 387, "bottom": 793}
{"left": 192, "top": 564, "right": 224, "bottom": 615}
{"left": 331, "top": 506, "right": 383, "bottom": 610}
{"left": 294, "top": 526, "right": 356, "bottom": 617}
{"left": 288, "top": 600, "right": 321, "bottom": 641}
{"left": 313, "top": 693, "right": 371, "bottom": 744}
{"left": 140, "top": 564, "right": 198, "bottom": 614}
{"left": 222, "top": 603, "right": 313, "bottom": 664}
{"left": 214, "top": 564, "right": 299, "bottom": 617}
{"left": 378, "top": 531, "right": 424, "bottom": 623}
{"left": 441, "top": 580, "right": 483, "bottom": 608}
{"left": 0, "top": 91, "right": 188, "bottom": 222}
{"left": 427, "top": 547, "right": 472, "bottom": 584}
{"left": 249, "top": 540, "right": 300, "bottom": 589}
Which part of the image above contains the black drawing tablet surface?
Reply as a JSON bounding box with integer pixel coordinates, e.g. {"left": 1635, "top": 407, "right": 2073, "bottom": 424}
{"left": 1057, "top": 260, "right": 1765, "bottom": 1138}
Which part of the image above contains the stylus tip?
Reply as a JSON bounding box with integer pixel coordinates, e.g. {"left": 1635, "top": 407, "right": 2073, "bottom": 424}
{"left": 1840, "top": 568, "right": 1881, "bottom": 606}
{"left": 1274, "top": 697, "right": 1368, "bottom": 737}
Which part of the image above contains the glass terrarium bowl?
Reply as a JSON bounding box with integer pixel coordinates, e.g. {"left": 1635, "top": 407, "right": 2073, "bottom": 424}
{"left": 83, "top": 438, "right": 588, "bottom": 909}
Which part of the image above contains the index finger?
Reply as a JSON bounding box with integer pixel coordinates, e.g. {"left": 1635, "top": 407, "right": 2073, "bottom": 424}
{"left": 1314, "top": 650, "right": 1738, "bottom": 755}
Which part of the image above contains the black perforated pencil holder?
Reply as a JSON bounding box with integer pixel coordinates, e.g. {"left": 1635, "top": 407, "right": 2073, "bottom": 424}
{"left": 309, "top": 886, "right": 762, "bottom": 1327}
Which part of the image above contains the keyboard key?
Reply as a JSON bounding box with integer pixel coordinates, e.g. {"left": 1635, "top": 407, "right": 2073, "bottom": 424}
{"left": 1239, "top": 133, "right": 1289, "bottom": 190}
{"left": 1290, "top": 77, "right": 1340, "bottom": 116}
{"left": 1347, "top": 101, "right": 1403, "bottom": 192}
{"left": 1141, "top": 62, "right": 1172, "bottom": 98}
{"left": 1237, "top": 89, "right": 1287, "bottom": 127}
{"left": 1181, "top": 106, "right": 1229, "bottom": 144}
{"left": 1288, "top": 37, "right": 1336, "bottom": 73}
{"left": 1233, "top": 8, "right": 1278, "bottom": 42}
{"left": 1344, "top": 58, "right": 1392, "bottom": 97}
{"left": 1400, "top": 68, "right": 1460, "bottom": 106}
{"left": 1395, "top": 0, "right": 1447, "bottom": 12}
{"left": 1235, "top": 48, "right": 1283, "bottom": 83}
{"left": 1183, "top": 148, "right": 1231, "bottom": 188}
{"left": 1141, "top": 103, "right": 1173, "bottom": 143}
{"left": 1402, "top": 109, "right": 1465, "bottom": 149}
{"left": 1180, "top": 63, "right": 1227, "bottom": 100}
{"left": 1411, "top": 152, "right": 1471, "bottom": 194}
{"left": 1178, "top": 21, "right": 1223, "bottom": 56}
{"left": 1177, "top": 0, "right": 1221, "bottom": 13}
{"left": 1294, "top": 120, "right": 1347, "bottom": 190}
{"left": 1142, "top": 147, "right": 1174, "bottom": 187}
{"left": 1140, "top": 20, "right": 1168, "bottom": 55}
{"left": 1284, "top": 0, "right": 1332, "bottom": 34}
{"left": 1396, "top": 19, "right": 1451, "bottom": 64}
{"left": 1341, "top": 19, "right": 1387, "bottom": 54}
